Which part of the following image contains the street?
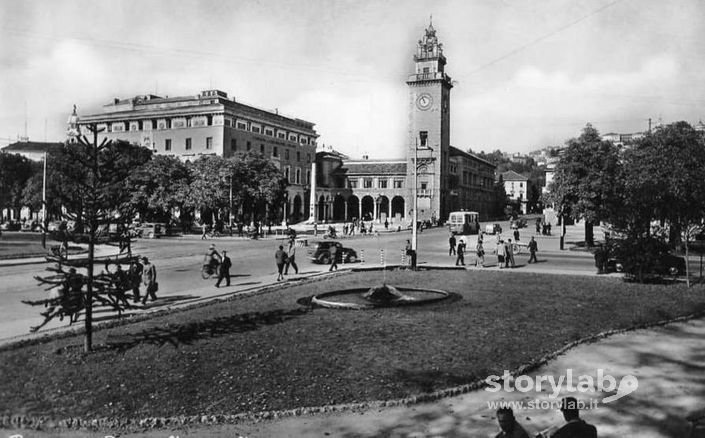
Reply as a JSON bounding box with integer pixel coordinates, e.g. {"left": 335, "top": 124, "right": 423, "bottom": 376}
{"left": 0, "top": 223, "right": 601, "bottom": 343}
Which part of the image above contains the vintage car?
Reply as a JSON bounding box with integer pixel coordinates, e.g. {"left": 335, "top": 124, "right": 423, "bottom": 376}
{"left": 309, "top": 241, "right": 359, "bottom": 264}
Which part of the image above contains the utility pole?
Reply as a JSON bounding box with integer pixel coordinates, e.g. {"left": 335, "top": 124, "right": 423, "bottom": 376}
{"left": 41, "top": 151, "right": 47, "bottom": 248}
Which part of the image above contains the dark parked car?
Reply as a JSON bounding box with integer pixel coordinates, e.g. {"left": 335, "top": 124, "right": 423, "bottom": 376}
{"left": 309, "top": 241, "right": 359, "bottom": 264}
{"left": 606, "top": 252, "right": 686, "bottom": 276}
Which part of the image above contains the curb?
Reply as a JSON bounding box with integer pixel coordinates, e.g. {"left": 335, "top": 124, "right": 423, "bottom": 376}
{"left": 3, "top": 301, "right": 704, "bottom": 432}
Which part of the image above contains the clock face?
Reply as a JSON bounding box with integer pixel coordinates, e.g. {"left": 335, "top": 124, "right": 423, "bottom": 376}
{"left": 416, "top": 93, "right": 433, "bottom": 111}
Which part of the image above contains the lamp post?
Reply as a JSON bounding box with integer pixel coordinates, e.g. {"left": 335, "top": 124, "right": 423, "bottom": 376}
{"left": 412, "top": 140, "right": 433, "bottom": 269}
{"left": 229, "top": 174, "right": 233, "bottom": 230}
{"left": 41, "top": 150, "right": 47, "bottom": 248}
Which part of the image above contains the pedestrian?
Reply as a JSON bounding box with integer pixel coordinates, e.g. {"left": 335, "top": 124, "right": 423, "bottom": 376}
{"left": 506, "top": 239, "right": 516, "bottom": 268}
{"left": 141, "top": 256, "right": 158, "bottom": 304}
{"left": 215, "top": 250, "right": 231, "bottom": 287}
{"left": 495, "top": 407, "right": 530, "bottom": 438}
{"left": 285, "top": 240, "right": 299, "bottom": 275}
{"left": 449, "top": 233, "right": 457, "bottom": 256}
{"left": 547, "top": 223, "right": 552, "bottom": 235}
{"left": 201, "top": 222, "right": 208, "bottom": 240}
{"left": 329, "top": 243, "right": 339, "bottom": 271}
{"left": 497, "top": 239, "right": 506, "bottom": 269}
{"left": 405, "top": 239, "right": 413, "bottom": 267}
{"left": 552, "top": 397, "right": 597, "bottom": 438}
{"left": 476, "top": 240, "right": 485, "bottom": 267}
{"left": 130, "top": 259, "right": 143, "bottom": 303}
{"left": 313, "top": 223, "right": 318, "bottom": 236}
{"left": 275, "top": 245, "right": 287, "bottom": 281}
{"left": 455, "top": 240, "right": 465, "bottom": 266}
{"left": 384, "top": 218, "right": 389, "bottom": 230}
{"left": 513, "top": 228, "right": 520, "bottom": 242}
{"left": 535, "top": 218, "right": 541, "bottom": 234}
{"left": 528, "top": 236, "right": 538, "bottom": 263}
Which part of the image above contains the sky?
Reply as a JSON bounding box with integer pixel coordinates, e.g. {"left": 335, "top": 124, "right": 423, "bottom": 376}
{"left": 1, "top": 0, "right": 704, "bottom": 159}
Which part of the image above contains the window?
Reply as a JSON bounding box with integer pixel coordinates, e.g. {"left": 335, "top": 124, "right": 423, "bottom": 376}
{"left": 297, "top": 151, "right": 301, "bottom": 161}
{"left": 295, "top": 168, "right": 301, "bottom": 184}
{"left": 237, "top": 122, "right": 247, "bottom": 130}
{"left": 348, "top": 179, "right": 358, "bottom": 188}
{"left": 285, "top": 149, "right": 290, "bottom": 160}
{"left": 394, "top": 179, "right": 404, "bottom": 188}
{"left": 363, "top": 178, "right": 373, "bottom": 188}
{"left": 247, "top": 141, "right": 251, "bottom": 151}
{"left": 265, "top": 129, "right": 274, "bottom": 136}
{"left": 419, "top": 131, "right": 428, "bottom": 147}
{"left": 278, "top": 132, "right": 286, "bottom": 139}
{"left": 273, "top": 146, "right": 278, "bottom": 157}
{"left": 185, "top": 138, "right": 192, "bottom": 150}
{"left": 306, "top": 170, "right": 311, "bottom": 184}
{"left": 252, "top": 126, "right": 261, "bottom": 134}
{"left": 307, "top": 154, "right": 311, "bottom": 163}
{"left": 378, "top": 179, "right": 388, "bottom": 189}
{"left": 260, "top": 144, "right": 265, "bottom": 154}
{"left": 165, "top": 139, "right": 172, "bottom": 151}
{"left": 206, "top": 137, "right": 213, "bottom": 150}
{"left": 420, "top": 182, "right": 428, "bottom": 190}
{"left": 284, "top": 166, "right": 290, "bottom": 181}
{"left": 231, "top": 139, "right": 236, "bottom": 151}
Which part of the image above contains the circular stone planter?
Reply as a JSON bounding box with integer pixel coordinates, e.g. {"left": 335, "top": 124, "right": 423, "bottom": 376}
{"left": 310, "top": 285, "right": 453, "bottom": 310}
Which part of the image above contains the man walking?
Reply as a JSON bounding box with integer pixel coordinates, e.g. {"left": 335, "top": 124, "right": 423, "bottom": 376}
{"left": 215, "top": 250, "right": 231, "bottom": 287}
{"left": 130, "top": 259, "right": 143, "bottom": 303}
{"left": 141, "top": 257, "right": 158, "bottom": 304}
{"left": 285, "top": 239, "right": 299, "bottom": 275}
{"left": 506, "top": 239, "right": 516, "bottom": 268}
{"left": 275, "top": 245, "right": 287, "bottom": 281}
{"left": 528, "top": 236, "right": 538, "bottom": 264}
{"left": 455, "top": 239, "right": 465, "bottom": 266}
{"left": 449, "top": 233, "right": 457, "bottom": 256}
{"left": 329, "top": 243, "right": 339, "bottom": 271}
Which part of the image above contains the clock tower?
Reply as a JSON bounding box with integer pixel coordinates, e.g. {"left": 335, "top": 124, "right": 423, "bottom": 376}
{"left": 406, "top": 20, "right": 453, "bottom": 223}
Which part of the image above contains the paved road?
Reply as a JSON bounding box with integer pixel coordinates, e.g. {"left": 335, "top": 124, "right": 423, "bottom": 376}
{"left": 0, "top": 223, "right": 600, "bottom": 343}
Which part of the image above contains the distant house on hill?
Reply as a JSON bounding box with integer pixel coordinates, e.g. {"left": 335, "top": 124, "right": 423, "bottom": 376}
{"left": 501, "top": 170, "right": 529, "bottom": 214}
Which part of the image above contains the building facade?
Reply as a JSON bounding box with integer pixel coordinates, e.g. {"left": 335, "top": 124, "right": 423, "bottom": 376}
{"left": 501, "top": 170, "right": 529, "bottom": 214}
{"left": 310, "top": 22, "right": 496, "bottom": 225}
{"left": 75, "top": 21, "right": 495, "bottom": 226}
{"left": 78, "top": 89, "right": 318, "bottom": 222}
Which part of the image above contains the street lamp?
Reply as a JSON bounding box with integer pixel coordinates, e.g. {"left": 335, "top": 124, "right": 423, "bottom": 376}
{"left": 412, "top": 139, "right": 433, "bottom": 269}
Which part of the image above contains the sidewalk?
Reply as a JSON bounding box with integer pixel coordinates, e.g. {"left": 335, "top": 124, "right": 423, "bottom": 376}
{"left": 212, "top": 317, "right": 705, "bottom": 438}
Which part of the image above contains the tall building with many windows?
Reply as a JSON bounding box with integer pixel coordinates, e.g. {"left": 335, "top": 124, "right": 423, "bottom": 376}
{"left": 79, "top": 89, "right": 318, "bottom": 222}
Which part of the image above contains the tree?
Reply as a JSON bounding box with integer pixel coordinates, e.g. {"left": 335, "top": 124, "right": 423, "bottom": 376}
{"left": 548, "top": 124, "right": 622, "bottom": 247}
{"left": 618, "top": 122, "right": 705, "bottom": 285}
{"left": 0, "top": 152, "right": 36, "bottom": 220}
{"left": 126, "top": 155, "right": 191, "bottom": 226}
{"left": 29, "top": 127, "right": 152, "bottom": 352}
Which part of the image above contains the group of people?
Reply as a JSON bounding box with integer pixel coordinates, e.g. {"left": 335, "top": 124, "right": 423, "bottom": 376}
{"left": 536, "top": 218, "right": 553, "bottom": 236}
{"left": 495, "top": 398, "right": 597, "bottom": 438}
{"left": 448, "top": 233, "right": 539, "bottom": 268}
{"left": 28, "top": 256, "right": 158, "bottom": 333}
{"left": 274, "top": 236, "right": 300, "bottom": 281}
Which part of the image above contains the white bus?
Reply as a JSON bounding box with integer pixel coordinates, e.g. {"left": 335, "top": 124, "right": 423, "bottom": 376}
{"left": 448, "top": 211, "right": 480, "bottom": 235}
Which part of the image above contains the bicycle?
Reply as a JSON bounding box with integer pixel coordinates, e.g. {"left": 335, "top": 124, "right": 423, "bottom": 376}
{"left": 201, "top": 260, "right": 221, "bottom": 279}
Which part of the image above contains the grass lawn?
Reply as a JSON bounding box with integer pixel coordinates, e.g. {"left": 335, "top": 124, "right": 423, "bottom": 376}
{"left": 1, "top": 270, "right": 704, "bottom": 424}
